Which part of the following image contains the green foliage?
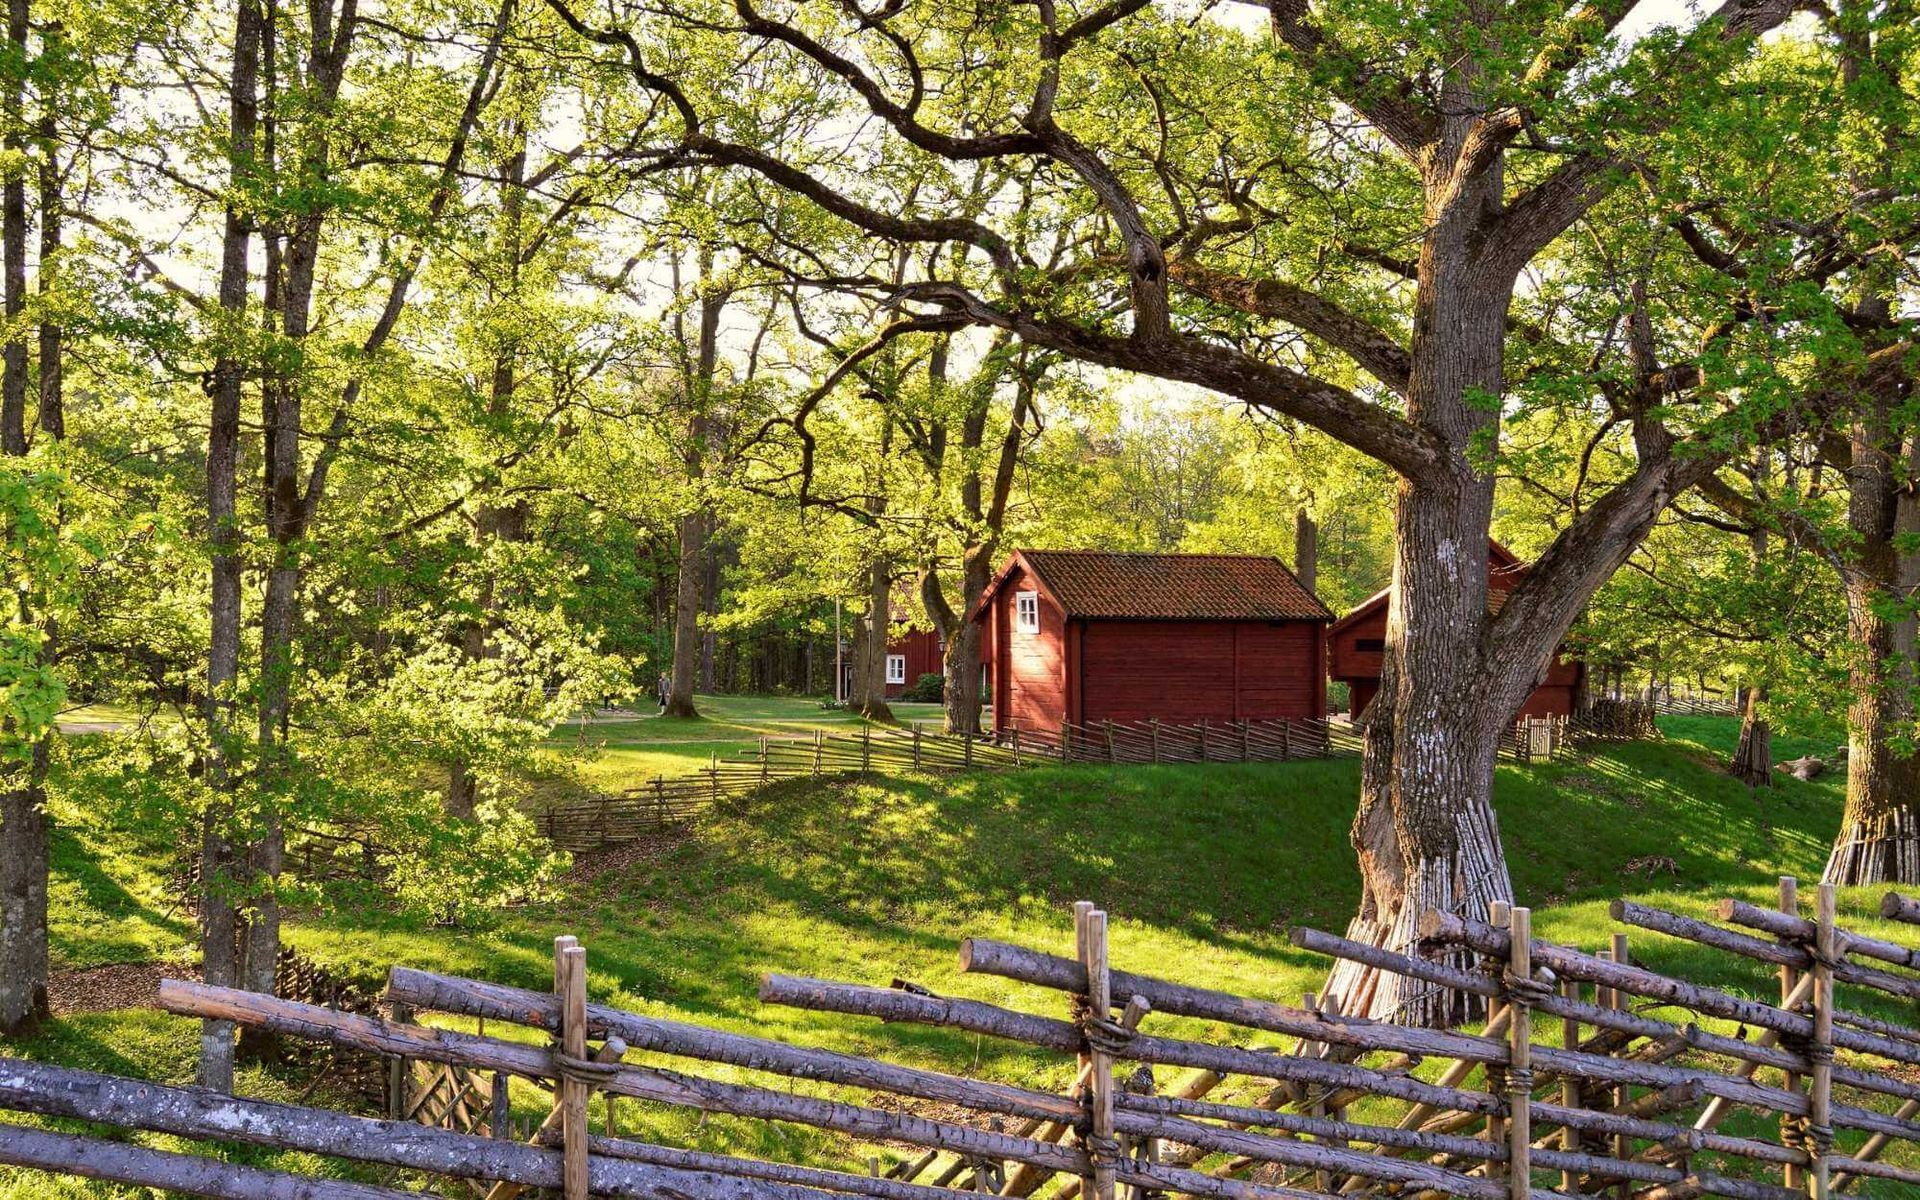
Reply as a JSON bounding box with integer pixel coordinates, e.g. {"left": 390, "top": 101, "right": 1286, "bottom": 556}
{"left": 900, "top": 672, "right": 944, "bottom": 703}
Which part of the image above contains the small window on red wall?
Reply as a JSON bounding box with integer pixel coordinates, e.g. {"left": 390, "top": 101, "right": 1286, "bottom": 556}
{"left": 1355, "top": 637, "right": 1386, "bottom": 652}
{"left": 1015, "top": 591, "right": 1039, "bottom": 633}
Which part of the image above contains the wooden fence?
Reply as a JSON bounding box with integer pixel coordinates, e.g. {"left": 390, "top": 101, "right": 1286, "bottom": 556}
{"left": 539, "top": 717, "right": 1357, "bottom": 852}
{"left": 6, "top": 878, "right": 1920, "bottom": 1198}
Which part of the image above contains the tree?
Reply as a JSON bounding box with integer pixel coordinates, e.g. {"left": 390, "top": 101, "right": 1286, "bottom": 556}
{"left": 544, "top": 0, "right": 1889, "bottom": 1021}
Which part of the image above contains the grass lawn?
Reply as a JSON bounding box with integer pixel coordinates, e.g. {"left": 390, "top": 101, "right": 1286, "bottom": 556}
{"left": 9, "top": 712, "right": 1918, "bottom": 1195}
{"left": 546, "top": 692, "right": 950, "bottom": 787}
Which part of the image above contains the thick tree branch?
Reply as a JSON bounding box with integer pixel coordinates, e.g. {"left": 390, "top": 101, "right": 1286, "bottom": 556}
{"left": 1168, "top": 259, "right": 1411, "bottom": 392}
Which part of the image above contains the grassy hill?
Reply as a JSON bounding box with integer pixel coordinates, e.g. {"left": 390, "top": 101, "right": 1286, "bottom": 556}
{"left": 12, "top": 712, "right": 1918, "bottom": 1195}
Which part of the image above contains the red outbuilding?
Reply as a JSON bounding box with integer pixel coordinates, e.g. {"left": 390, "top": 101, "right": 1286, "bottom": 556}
{"left": 1326, "top": 541, "right": 1586, "bottom": 720}
{"left": 973, "top": 550, "right": 1333, "bottom": 736}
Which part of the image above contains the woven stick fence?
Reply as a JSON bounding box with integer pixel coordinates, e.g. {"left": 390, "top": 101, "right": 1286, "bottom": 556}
{"left": 10, "top": 881, "right": 1912, "bottom": 1199}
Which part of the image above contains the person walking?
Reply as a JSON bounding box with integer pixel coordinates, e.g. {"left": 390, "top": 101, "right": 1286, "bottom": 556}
{"left": 657, "top": 670, "right": 671, "bottom": 714}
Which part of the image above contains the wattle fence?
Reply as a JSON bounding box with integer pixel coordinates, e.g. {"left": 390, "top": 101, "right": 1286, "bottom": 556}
{"left": 6, "top": 880, "right": 1920, "bottom": 1198}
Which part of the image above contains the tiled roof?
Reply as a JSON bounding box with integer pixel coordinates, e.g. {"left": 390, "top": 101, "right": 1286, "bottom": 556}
{"left": 1012, "top": 550, "right": 1333, "bottom": 621}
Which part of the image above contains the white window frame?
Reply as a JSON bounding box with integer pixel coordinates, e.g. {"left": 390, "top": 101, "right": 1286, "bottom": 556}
{"left": 1015, "top": 591, "right": 1040, "bottom": 633}
{"left": 886, "top": 654, "right": 907, "bottom": 685}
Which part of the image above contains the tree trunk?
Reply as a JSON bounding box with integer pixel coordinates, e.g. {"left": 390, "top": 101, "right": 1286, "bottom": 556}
{"left": 1730, "top": 686, "right": 1772, "bottom": 788}
{"left": 939, "top": 554, "right": 990, "bottom": 735}
{"left": 0, "top": 0, "right": 48, "bottom": 1036}
{"left": 1324, "top": 478, "right": 1516, "bottom": 1027}
{"left": 1293, "top": 508, "right": 1318, "bottom": 595}
{"left": 0, "top": 740, "right": 49, "bottom": 1033}
{"left": 665, "top": 507, "right": 706, "bottom": 718}
{"left": 858, "top": 559, "right": 894, "bottom": 722}
{"left": 1321, "top": 163, "right": 1520, "bottom": 1027}
{"left": 1825, "top": 419, "right": 1920, "bottom": 884}
{"left": 198, "top": 0, "right": 262, "bottom": 1094}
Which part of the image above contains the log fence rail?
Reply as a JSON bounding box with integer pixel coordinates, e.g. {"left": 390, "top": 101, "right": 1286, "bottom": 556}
{"left": 13, "top": 884, "right": 1911, "bottom": 1198}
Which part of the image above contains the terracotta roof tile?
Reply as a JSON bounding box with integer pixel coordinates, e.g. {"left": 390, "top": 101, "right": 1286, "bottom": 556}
{"left": 1014, "top": 550, "right": 1332, "bottom": 621}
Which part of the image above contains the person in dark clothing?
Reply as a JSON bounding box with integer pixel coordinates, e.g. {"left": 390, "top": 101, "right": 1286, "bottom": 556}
{"left": 656, "top": 670, "right": 670, "bottom": 714}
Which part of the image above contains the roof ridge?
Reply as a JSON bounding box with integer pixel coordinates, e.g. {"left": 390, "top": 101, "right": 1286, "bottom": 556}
{"left": 1017, "top": 548, "right": 1285, "bottom": 561}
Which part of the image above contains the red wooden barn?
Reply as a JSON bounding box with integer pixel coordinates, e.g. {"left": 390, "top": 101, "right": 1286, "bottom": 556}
{"left": 973, "top": 550, "right": 1333, "bottom": 736}
{"left": 1326, "top": 541, "right": 1586, "bottom": 720}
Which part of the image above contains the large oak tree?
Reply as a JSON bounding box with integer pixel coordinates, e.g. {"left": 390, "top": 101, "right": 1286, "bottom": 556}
{"left": 541, "top": 0, "right": 1867, "bottom": 1021}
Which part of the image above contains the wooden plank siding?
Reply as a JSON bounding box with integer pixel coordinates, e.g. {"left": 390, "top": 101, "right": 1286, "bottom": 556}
{"left": 1079, "top": 621, "right": 1325, "bottom": 724}
{"left": 990, "top": 563, "right": 1071, "bottom": 733}
{"left": 882, "top": 626, "right": 943, "bottom": 698}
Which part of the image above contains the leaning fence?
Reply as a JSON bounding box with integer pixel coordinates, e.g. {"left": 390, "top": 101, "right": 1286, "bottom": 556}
{"left": 6, "top": 877, "right": 1920, "bottom": 1198}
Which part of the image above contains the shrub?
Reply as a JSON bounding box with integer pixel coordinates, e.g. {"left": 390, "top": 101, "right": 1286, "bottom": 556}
{"left": 902, "top": 672, "right": 945, "bottom": 702}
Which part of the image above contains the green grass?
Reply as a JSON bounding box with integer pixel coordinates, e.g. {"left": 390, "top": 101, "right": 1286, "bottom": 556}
{"left": 11, "top": 713, "right": 1920, "bottom": 1195}
{"left": 546, "top": 692, "right": 950, "bottom": 786}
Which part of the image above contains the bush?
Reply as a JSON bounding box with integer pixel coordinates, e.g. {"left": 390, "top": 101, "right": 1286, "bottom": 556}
{"left": 902, "top": 672, "right": 945, "bottom": 702}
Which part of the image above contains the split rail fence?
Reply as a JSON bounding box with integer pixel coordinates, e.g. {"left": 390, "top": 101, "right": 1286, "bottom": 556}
{"left": 7, "top": 878, "right": 1920, "bottom": 1198}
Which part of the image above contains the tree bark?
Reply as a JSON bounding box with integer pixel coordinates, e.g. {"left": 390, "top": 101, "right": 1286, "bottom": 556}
{"left": 666, "top": 507, "right": 707, "bottom": 717}
{"left": 858, "top": 557, "right": 895, "bottom": 722}
{"left": 0, "top": 0, "right": 48, "bottom": 1037}
{"left": 1294, "top": 509, "right": 1318, "bottom": 595}
{"left": 664, "top": 255, "right": 725, "bottom": 719}
{"left": 198, "top": 0, "right": 262, "bottom": 1093}
{"left": 1825, "top": 417, "right": 1920, "bottom": 884}
{"left": 449, "top": 123, "right": 530, "bottom": 816}
{"left": 1730, "top": 685, "right": 1772, "bottom": 788}
{"left": 1321, "top": 158, "right": 1522, "bottom": 1027}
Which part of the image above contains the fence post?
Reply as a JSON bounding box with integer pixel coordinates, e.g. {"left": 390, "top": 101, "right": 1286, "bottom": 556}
{"left": 1198, "top": 721, "right": 1208, "bottom": 762}
{"left": 814, "top": 728, "right": 824, "bottom": 774}
{"left": 1011, "top": 727, "right": 1021, "bottom": 767}
{"left": 963, "top": 731, "right": 974, "bottom": 769}
{"left": 1507, "top": 906, "right": 1534, "bottom": 1200}
{"left": 1559, "top": 977, "right": 1579, "bottom": 1190}
{"left": 556, "top": 937, "right": 589, "bottom": 1200}
{"left": 1061, "top": 725, "right": 1070, "bottom": 763}
{"left": 1778, "top": 876, "right": 1803, "bottom": 1193}
{"left": 862, "top": 725, "right": 871, "bottom": 773}
{"left": 1150, "top": 721, "right": 1159, "bottom": 764}
{"left": 386, "top": 1001, "right": 414, "bottom": 1121}
{"left": 652, "top": 776, "right": 666, "bottom": 827}
{"left": 1281, "top": 719, "right": 1292, "bottom": 761}
{"left": 1105, "top": 721, "right": 1115, "bottom": 763}
{"left": 913, "top": 726, "right": 922, "bottom": 771}
{"left": 1811, "top": 884, "right": 1837, "bottom": 1200}
{"left": 1080, "top": 908, "right": 1117, "bottom": 1200}
{"left": 760, "top": 736, "right": 769, "bottom": 785}
{"left": 490, "top": 1072, "right": 510, "bottom": 1140}
{"left": 1609, "top": 932, "right": 1629, "bottom": 1200}
{"left": 1240, "top": 721, "right": 1249, "bottom": 762}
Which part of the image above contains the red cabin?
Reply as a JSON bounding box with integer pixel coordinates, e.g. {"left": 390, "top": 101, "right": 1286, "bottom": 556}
{"left": 1326, "top": 541, "right": 1585, "bottom": 720}
{"left": 973, "top": 550, "right": 1333, "bottom": 736}
{"left": 882, "top": 626, "right": 943, "bottom": 698}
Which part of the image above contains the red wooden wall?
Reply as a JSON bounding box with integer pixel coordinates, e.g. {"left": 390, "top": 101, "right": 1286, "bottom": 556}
{"left": 882, "top": 627, "right": 944, "bottom": 698}
{"left": 1078, "top": 621, "right": 1324, "bottom": 724}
